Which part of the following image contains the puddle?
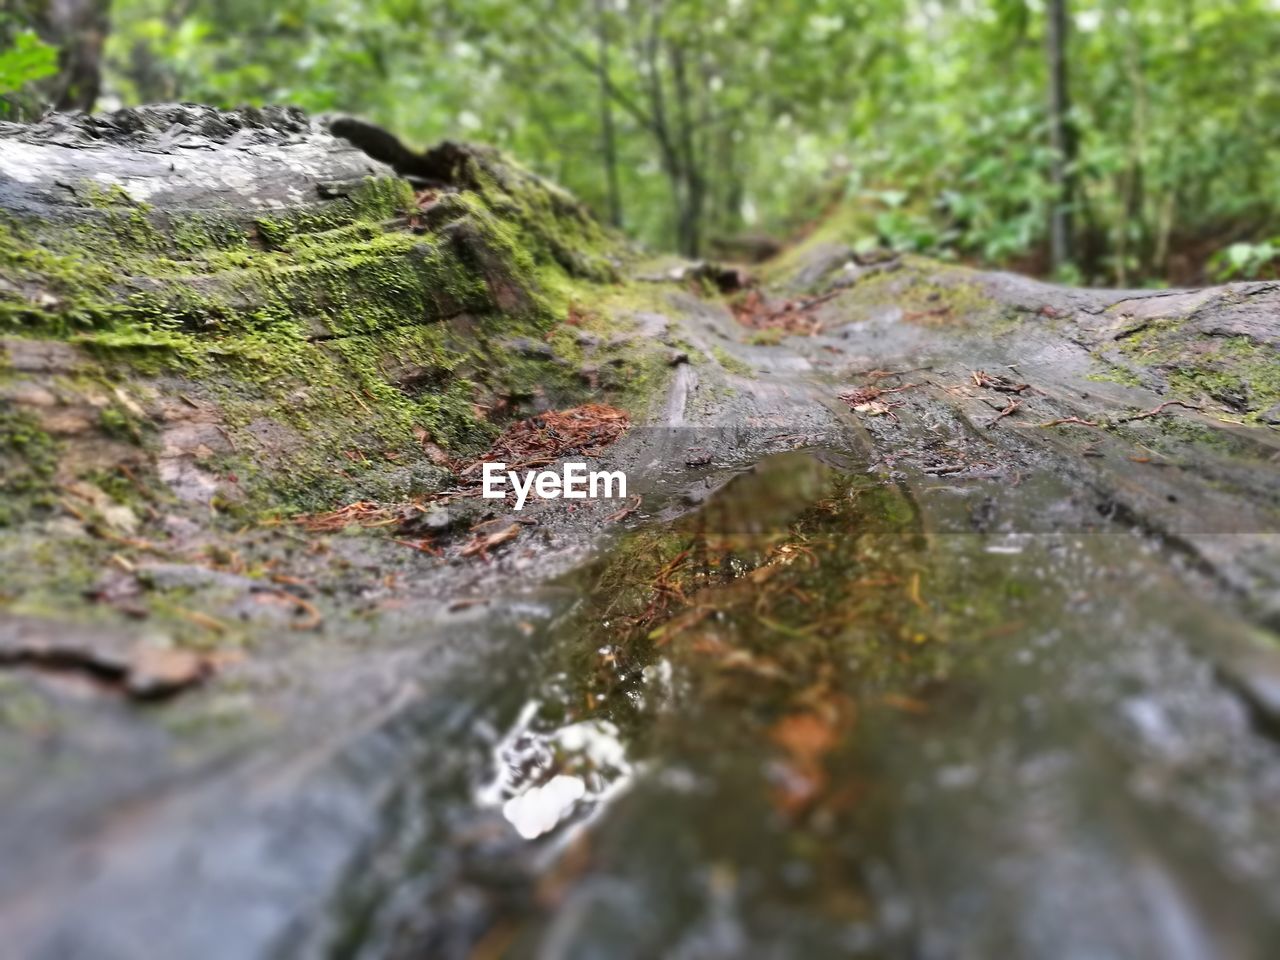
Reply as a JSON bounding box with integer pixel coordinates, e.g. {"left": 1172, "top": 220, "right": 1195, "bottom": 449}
{"left": 340, "top": 448, "right": 1280, "bottom": 958}
{"left": 476, "top": 700, "right": 633, "bottom": 842}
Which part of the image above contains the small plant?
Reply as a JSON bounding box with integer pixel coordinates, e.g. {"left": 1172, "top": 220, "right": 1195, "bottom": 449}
{"left": 0, "top": 29, "right": 57, "bottom": 119}
{"left": 0, "top": 30, "right": 57, "bottom": 95}
{"left": 1211, "top": 241, "right": 1279, "bottom": 280}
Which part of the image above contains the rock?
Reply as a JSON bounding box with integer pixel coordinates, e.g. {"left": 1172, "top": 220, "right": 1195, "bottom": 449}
{"left": 126, "top": 646, "right": 213, "bottom": 699}
{"left": 0, "top": 614, "right": 216, "bottom": 699}
{"left": 503, "top": 337, "right": 555, "bottom": 359}
{"left": 689, "top": 261, "right": 751, "bottom": 293}
{"left": 420, "top": 506, "right": 453, "bottom": 531}
{"left": 0, "top": 338, "right": 85, "bottom": 374}
{"left": 409, "top": 464, "right": 452, "bottom": 495}
{"left": 788, "top": 242, "right": 855, "bottom": 292}
{"left": 1216, "top": 638, "right": 1280, "bottom": 738}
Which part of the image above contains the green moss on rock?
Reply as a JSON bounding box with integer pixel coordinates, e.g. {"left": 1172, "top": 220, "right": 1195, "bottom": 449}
{"left": 0, "top": 407, "right": 58, "bottom": 527}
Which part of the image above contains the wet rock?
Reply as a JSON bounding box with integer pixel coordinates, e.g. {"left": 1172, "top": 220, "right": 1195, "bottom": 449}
{"left": 788, "top": 242, "right": 855, "bottom": 292}
{"left": 136, "top": 562, "right": 258, "bottom": 593}
{"left": 1216, "top": 640, "right": 1280, "bottom": 738}
{"left": 0, "top": 614, "right": 216, "bottom": 699}
{"left": 0, "top": 337, "right": 85, "bottom": 374}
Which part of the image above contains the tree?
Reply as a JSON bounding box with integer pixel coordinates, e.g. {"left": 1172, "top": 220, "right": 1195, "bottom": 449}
{"left": 1045, "top": 0, "right": 1077, "bottom": 273}
{"left": 594, "top": 0, "right": 622, "bottom": 229}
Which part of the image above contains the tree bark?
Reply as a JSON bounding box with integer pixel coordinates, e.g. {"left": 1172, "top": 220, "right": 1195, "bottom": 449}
{"left": 669, "top": 39, "right": 703, "bottom": 258}
{"left": 594, "top": 0, "right": 623, "bottom": 229}
{"left": 1045, "top": 0, "right": 1077, "bottom": 273}
{"left": 27, "top": 0, "right": 113, "bottom": 112}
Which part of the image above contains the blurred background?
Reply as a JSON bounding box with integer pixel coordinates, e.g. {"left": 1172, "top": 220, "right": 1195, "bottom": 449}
{"left": 2, "top": 0, "right": 1278, "bottom": 286}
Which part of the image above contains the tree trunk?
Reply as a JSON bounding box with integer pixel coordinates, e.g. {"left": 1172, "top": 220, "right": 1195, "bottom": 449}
{"left": 1045, "top": 0, "right": 1077, "bottom": 273}
{"left": 669, "top": 40, "right": 703, "bottom": 258}
{"left": 594, "top": 0, "right": 623, "bottom": 229}
{"left": 34, "top": 0, "right": 113, "bottom": 112}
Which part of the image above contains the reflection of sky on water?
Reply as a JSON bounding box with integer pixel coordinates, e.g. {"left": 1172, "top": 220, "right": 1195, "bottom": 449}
{"left": 502, "top": 775, "right": 587, "bottom": 840}
{"left": 477, "top": 699, "right": 633, "bottom": 841}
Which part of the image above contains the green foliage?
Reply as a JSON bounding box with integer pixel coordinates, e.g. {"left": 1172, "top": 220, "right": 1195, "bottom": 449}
{"left": 1212, "top": 241, "right": 1279, "bottom": 280}
{"left": 0, "top": 22, "right": 59, "bottom": 121}
{"left": 84, "top": 0, "right": 1280, "bottom": 283}
{"left": 0, "top": 29, "right": 57, "bottom": 95}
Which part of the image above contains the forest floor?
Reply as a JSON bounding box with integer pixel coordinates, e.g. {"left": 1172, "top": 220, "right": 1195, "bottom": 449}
{"left": 2, "top": 108, "right": 1280, "bottom": 959}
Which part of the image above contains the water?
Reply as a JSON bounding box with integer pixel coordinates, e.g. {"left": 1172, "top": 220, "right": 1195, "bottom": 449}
{"left": 335, "top": 449, "right": 1280, "bottom": 958}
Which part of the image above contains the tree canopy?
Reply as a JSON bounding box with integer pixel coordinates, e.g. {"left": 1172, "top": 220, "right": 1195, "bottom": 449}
{"left": 4, "top": 0, "right": 1278, "bottom": 284}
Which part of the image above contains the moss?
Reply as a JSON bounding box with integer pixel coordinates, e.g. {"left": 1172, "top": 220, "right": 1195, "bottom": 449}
{"left": 0, "top": 407, "right": 59, "bottom": 527}
{"left": 747, "top": 328, "right": 786, "bottom": 346}
{"left": 812, "top": 258, "right": 1002, "bottom": 331}
{"left": 1116, "top": 321, "right": 1280, "bottom": 421}
{"left": 0, "top": 143, "right": 675, "bottom": 526}
{"left": 80, "top": 182, "right": 141, "bottom": 210}
{"left": 170, "top": 214, "right": 252, "bottom": 255}
{"left": 710, "top": 344, "right": 752, "bottom": 376}
{"left": 98, "top": 403, "right": 142, "bottom": 443}
{"left": 455, "top": 146, "right": 621, "bottom": 284}
{"left": 1086, "top": 358, "right": 1144, "bottom": 388}
{"left": 760, "top": 203, "right": 876, "bottom": 287}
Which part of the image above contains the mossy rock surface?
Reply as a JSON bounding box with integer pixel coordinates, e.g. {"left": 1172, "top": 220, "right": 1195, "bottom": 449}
{"left": 0, "top": 107, "right": 665, "bottom": 526}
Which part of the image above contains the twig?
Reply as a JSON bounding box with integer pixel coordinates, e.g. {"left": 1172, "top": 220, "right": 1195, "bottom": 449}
{"left": 459, "top": 522, "right": 521, "bottom": 559}
{"left": 392, "top": 538, "right": 441, "bottom": 556}
{"left": 838, "top": 382, "right": 920, "bottom": 407}
{"left": 287, "top": 594, "right": 323, "bottom": 631}
{"left": 1035, "top": 416, "right": 1101, "bottom": 428}
{"left": 606, "top": 494, "right": 643, "bottom": 523}
{"left": 1120, "top": 399, "right": 1203, "bottom": 422}
{"left": 260, "top": 589, "right": 322, "bottom": 630}
{"left": 985, "top": 398, "right": 1023, "bottom": 428}
{"left": 971, "top": 369, "right": 1030, "bottom": 394}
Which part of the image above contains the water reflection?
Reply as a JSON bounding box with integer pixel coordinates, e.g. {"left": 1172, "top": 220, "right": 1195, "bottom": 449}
{"left": 477, "top": 699, "right": 633, "bottom": 841}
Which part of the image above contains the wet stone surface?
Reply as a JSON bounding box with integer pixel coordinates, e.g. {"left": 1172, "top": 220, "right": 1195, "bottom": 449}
{"left": 327, "top": 450, "right": 1280, "bottom": 959}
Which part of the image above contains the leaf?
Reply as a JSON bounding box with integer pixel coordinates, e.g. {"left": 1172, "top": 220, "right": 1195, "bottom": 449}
{"left": 0, "top": 32, "right": 58, "bottom": 95}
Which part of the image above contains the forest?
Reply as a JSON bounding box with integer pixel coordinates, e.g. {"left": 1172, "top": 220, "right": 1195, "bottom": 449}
{"left": 4, "top": 0, "right": 1280, "bottom": 282}
{"left": 1, "top": 2, "right": 1279, "bottom": 959}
